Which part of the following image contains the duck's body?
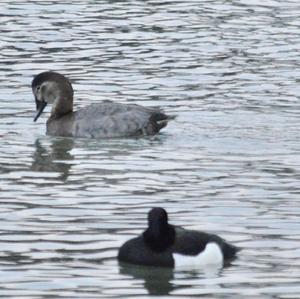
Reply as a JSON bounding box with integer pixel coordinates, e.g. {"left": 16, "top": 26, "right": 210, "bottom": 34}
{"left": 46, "top": 101, "right": 169, "bottom": 138}
{"left": 32, "top": 72, "right": 173, "bottom": 138}
{"left": 118, "top": 208, "right": 239, "bottom": 268}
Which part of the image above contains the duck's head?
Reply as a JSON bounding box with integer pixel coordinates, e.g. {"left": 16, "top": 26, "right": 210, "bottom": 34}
{"left": 32, "top": 71, "right": 74, "bottom": 122}
{"left": 143, "top": 207, "right": 175, "bottom": 252}
{"left": 148, "top": 207, "right": 169, "bottom": 230}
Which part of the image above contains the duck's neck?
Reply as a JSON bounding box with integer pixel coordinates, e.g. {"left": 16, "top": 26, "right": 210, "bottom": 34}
{"left": 143, "top": 224, "right": 175, "bottom": 252}
{"left": 50, "top": 97, "right": 73, "bottom": 118}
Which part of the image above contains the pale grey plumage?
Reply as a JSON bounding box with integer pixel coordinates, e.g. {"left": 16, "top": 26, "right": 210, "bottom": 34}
{"left": 47, "top": 101, "right": 169, "bottom": 138}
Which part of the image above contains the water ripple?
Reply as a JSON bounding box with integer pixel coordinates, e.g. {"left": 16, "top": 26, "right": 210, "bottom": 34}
{"left": 0, "top": 0, "right": 300, "bottom": 298}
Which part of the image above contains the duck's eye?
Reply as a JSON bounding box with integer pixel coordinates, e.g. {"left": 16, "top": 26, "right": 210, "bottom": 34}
{"left": 36, "top": 86, "right": 41, "bottom": 92}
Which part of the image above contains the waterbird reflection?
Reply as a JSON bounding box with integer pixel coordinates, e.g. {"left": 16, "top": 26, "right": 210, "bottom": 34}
{"left": 31, "top": 137, "right": 74, "bottom": 181}
{"left": 119, "top": 262, "right": 176, "bottom": 295}
{"left": 119, "top": 261, "right": 223, "bottom": 295}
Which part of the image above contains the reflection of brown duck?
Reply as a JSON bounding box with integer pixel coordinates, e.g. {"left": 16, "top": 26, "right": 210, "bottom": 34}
{"left": 118, "top": 208, "right": 239, "bottom": 268}
{"left": 32, "top": 72, "right": 174, "bottom": 138}
{"left": 31, "top": 138, "right": 74, "bottom": 181}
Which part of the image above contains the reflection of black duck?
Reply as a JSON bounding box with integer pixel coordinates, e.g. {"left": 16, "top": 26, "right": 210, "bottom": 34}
{"left": 118, "top": 208, "right": 239, "bottom": 268}
{"left": 119, "top": 262, "right": 176, "bottom": 295}
{"left": 31, "top": 138, "right": 74, "bottom": 181}
{"left": 32, "top": 72, "right": 174, "bottom": 138}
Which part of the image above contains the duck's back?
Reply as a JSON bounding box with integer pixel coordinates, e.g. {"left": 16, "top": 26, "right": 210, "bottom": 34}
{"left": 173, "top": 226, "right": 239, "bottom": 260}
{"left": 47, "top": 101, "right": 171, "bottom": 138}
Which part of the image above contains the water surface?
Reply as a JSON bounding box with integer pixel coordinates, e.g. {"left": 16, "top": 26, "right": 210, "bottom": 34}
{"left": 1, "top": 0, "right": 300, "bottom": 298}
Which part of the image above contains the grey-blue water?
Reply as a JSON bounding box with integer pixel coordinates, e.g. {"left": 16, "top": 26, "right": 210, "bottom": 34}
{"left": 1, "top": 0, "right": 300, "bottom": 298}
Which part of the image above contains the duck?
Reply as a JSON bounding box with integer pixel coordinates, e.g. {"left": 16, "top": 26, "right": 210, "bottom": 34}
{"left": 32, "top": 71, "right": 174, "bottom": 138}
{"left": 118, "top": 207, "right": 239, "bottom": 268}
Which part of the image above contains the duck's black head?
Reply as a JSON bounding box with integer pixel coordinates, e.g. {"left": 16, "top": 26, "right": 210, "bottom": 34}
{"left": 32, "top": 71, "right": 73, "bottom": 122}
{"left": 143, "top": 208, "right": 175, "bottom": 253}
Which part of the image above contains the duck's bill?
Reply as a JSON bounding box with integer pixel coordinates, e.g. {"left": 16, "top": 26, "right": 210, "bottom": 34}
{"left": 34, "top": 101, "right": 47, "bottom": 122}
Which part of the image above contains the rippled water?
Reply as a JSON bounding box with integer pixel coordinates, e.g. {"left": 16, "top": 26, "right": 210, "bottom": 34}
{"left": 1, "top": 0, "right": 300, "bottom": 298}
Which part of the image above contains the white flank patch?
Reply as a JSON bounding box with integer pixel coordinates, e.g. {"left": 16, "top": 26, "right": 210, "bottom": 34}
{"left": 173, "top": 242, "right": 224, "bottom": 269}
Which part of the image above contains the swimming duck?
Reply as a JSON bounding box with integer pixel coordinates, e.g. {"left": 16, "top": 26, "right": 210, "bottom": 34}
{"left": 118, "top": 207, "right": 239, "bottom": 268}
{"left": 32, "top": 71, "right": 173, "bottom": 138}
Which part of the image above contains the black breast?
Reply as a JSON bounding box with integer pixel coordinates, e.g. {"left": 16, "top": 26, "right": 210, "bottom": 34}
{"left": 118, "top": 235, "right": 174, "bottom": 267}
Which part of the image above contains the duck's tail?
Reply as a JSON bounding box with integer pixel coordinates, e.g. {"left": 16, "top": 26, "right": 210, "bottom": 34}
{"left": 210, "top": 234, "right": 240, "bottom": 261}
{"left": 148, "top": 112, "right": 176, "bottom": 134}
{"left": 222, "top": 242, "right": 241, "bottom": 261}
